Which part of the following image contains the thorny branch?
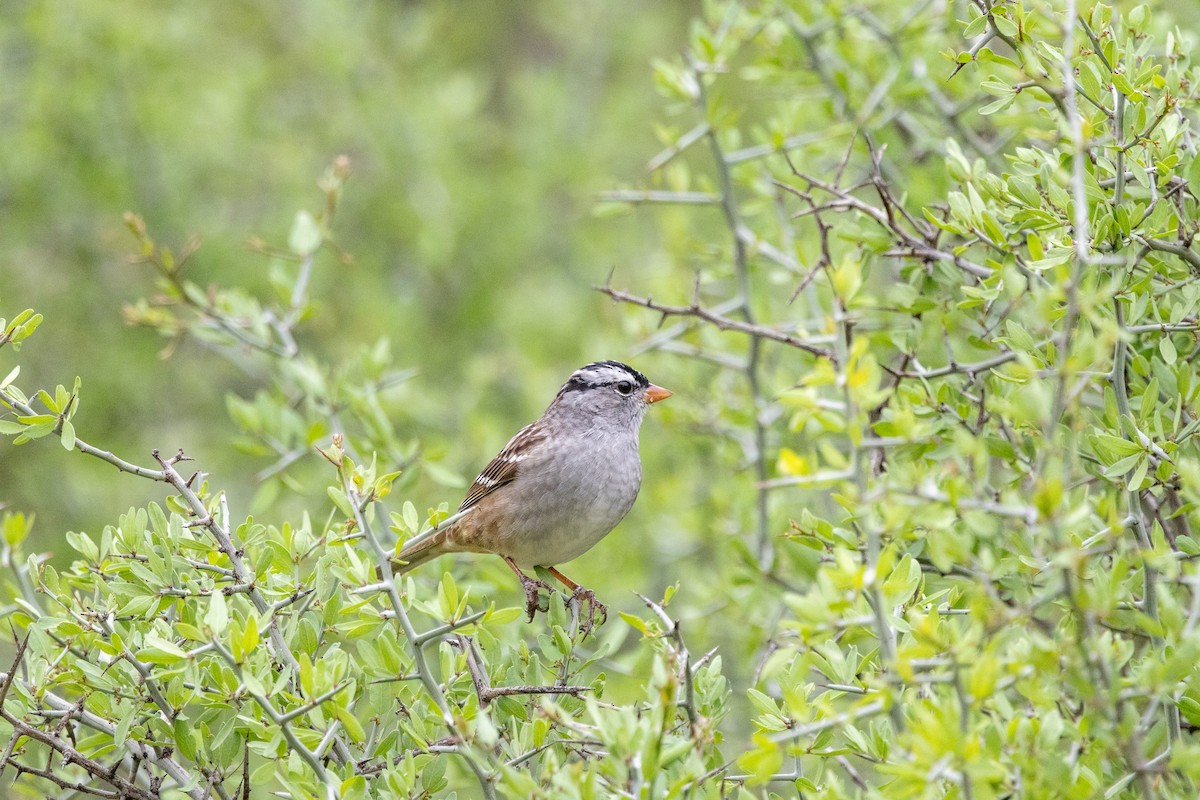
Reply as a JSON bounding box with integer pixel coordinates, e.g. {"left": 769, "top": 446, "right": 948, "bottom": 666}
{"left": 151, "top": 450, "right": 311, "bottom": 682}
{"left": 687, "top": 49, "right": 777, "bottom": 572}
{"left": 337, "top": 449, "right": 499, "bottom": 800}
{"left": 454, "top": 635, "right": 588, "bottom": 707}
{"left": 779, "top": 159, "right": 995, "bottom": 280}
{"left": 598, "top": 279, "right": 835, "bottom": 361}
{"left": 0, "top": 634, "right": 209, "bottom": 800}
{"left": 636, "top": 593, "right": 701, "bottom": 733}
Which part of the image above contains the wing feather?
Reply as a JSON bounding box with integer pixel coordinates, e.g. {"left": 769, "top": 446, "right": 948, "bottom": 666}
{"left": 458, "top": 422, "right": 547, "bottom": 512}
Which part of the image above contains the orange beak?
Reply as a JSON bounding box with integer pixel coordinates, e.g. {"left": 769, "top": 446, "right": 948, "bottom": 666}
{"left": 643, "top": 384, "right": 673, "bottom": 404}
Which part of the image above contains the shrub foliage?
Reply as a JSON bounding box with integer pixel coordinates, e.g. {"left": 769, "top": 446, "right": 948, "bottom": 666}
{"left": 3, "top": 1, "right": 1200, "bottom": 798}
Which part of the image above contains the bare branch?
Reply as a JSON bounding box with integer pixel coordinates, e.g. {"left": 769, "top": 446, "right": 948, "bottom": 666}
{"left": 454, "top": 635, "right": 588, "bottom": 707}
{"left": 597, "top": 190, "right": 721, "bottom": 205}
{"left": 598, "top": 284, "right": 835, "bottom": 361}
{"left": 1133, "top": 234, "right": 1200, "bottom": 275}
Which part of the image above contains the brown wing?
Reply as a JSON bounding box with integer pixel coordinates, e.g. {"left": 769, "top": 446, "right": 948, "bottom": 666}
{"left": 458, "top": 422, "right": 547, "bottom": 512}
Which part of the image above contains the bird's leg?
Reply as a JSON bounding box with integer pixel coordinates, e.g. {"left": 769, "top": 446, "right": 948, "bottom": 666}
{"left": 503, "top": 557, "right": 554, "bottom": 621}
{"left": 547, "top": 567, "right": 607, "bottom": 636}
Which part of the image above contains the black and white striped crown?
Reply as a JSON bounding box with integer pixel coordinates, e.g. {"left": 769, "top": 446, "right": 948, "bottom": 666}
{"left": 557, "top": 361, "right": 649, "bottom": 396}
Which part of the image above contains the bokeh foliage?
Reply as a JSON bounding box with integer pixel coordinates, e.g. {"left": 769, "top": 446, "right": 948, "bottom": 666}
{"left": 5, "top": 0, "right": 1200, "bottom": 798}
{"left": 0, "top": 1, "right": 695, "bottom": 548}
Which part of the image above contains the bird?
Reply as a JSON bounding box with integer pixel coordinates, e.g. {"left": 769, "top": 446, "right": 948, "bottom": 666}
{"left": 388, "top": 361, "right": 671, "bottom": 632}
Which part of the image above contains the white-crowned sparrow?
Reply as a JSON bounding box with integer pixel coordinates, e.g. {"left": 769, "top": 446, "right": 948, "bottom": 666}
{"left": 390, "top": 361, "right": 671, "bottom": 630}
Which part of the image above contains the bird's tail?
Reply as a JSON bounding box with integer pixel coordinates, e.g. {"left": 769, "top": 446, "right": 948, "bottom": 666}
{"left": 386, "top": 529, "right": 451, "bottom": 577}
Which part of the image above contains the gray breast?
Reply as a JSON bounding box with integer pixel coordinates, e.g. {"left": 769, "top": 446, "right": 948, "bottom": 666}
{"left": 500, "top": 429, "right": 642, "bottom": 567}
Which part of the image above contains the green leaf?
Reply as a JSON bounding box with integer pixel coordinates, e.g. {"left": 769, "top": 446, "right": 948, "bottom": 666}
{"left": 747, "top": 688, "right": 781, "bottom": 718}
{"left": 963, "top": 13, "right": 988, "bottom": 38}
{"left": 1002, "top": 320, "right": 1037, "bottom": 354}
{"left": 1179, "top": 695, "right": 1200, "bottom": 727}
{"left": 175, "top": 622, "right": 206, "bottom": 642}
{"left": 737, "top": 734, "right": 783, "bottom": 784}
{"left": 1159, "top": 336, "right": 1177, "bottom": 365}
{"left": 35, "top": 388, "right": 56, "bottom": 412}
{"left": 1127, "top": 457, "right": 1149, "bottom": 490}
{"left": 1176, "top": 536, "right": 1200, "bottom": 556}
{"left": 976, "top": 47, "right": 1018, "bottom": 69}
{"left": 1186, "top": 154, "right": 1200, "bottom": 202}
{"left": 114, "top": 714, "right": 133, "bottom": 755}
{"left": 1, "top": 512, "right": 31, "bottom": 547}
{"left": 335, "top": 703, "right": 366, "bottom": 743}
{"left": 137, "top": 635, "right": 187, "bottom": 665}
{"left": 241, "top": 613, "right": 260, "bottom": 656}
{"left": 1104, "top": 452, "right": 1143, "bottom": 478}
{"left": 402, "top": 501, "right": 419, "bottom": 536}
{"left": 59, "top": 419, "right": 75, "bottom": 450}
{"left": 1078, "top": 61, "right": 1105, "bottom": 101}
{"left": 340, "top": 776, "right": 368, "bottom": 800}
{"left": 242, "top": 668, "right": 265, "bottom": 697}
{"left": 991, "top": 12, "right": 1018, "bottom": 37}
{"left": 486, "top": 606, "right": 523, "bottom": 625}
{"left": 883, "top": 555, "right": 922, "bottom": 605}
{"left": 326, "top": 486, "right": 354, "bottom": 517}
{"left": 1091, "top": 432, "right": 1143, "bottom": 460}
{"left": 438, "top": 572, "right": 459, "bottom": 619}
{"left": 206, "top": 590, "right": 229, "bottom": 635}
{"left": 174, "top": 719, "right": 200, "bottom": 762}
{"left": 979, "top": 94, "right": 1015, "bottom": 116}
{"left": 1111, "top": 70, "right": 1137, "bottom": 97}
{"left": 288, "top": 209, "right": 323, "bottom": 256}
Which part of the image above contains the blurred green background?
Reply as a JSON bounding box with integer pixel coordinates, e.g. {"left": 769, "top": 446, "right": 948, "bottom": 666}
{"left": 10, "top": 3, "right": 1200, "bottom": 791}
{"left": 1, "top": 1, "right": 711, "bottom": 596}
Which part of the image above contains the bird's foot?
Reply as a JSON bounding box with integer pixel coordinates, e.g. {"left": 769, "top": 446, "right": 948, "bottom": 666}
{"left": 569, "top": 586, "right": 608, "bottom": 637}
{"left": 518, "top": 573, "right": 555, "bottom": 622}
{"left": 503, "top": 557, "right": 556, "bottom": 622}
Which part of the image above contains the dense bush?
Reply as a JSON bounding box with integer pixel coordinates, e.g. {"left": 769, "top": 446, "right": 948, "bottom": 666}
{"left": 4, "top": 1, "right": 1200, "bottom": 798}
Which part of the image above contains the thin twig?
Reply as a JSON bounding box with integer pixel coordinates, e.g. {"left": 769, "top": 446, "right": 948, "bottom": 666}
{"left": 454, "top": 635, "right": 588, "bottom": 707}
{"left": 598, "top": 283, "right": 835, "bottom": 361}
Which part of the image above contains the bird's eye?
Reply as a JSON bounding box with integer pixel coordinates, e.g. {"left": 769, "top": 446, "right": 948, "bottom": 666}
{"left": 615, "top": 381, "right": 634, "bottom": 396}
